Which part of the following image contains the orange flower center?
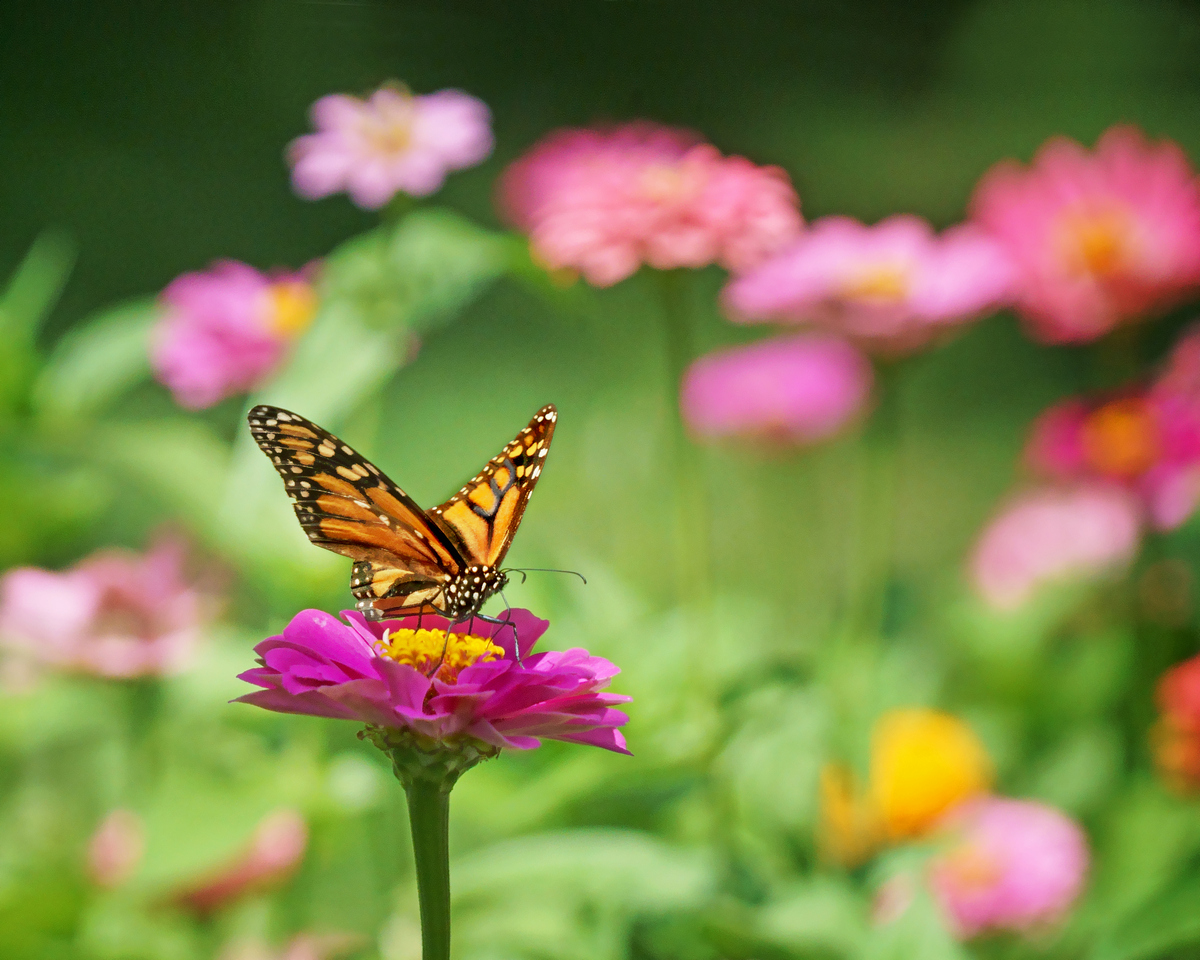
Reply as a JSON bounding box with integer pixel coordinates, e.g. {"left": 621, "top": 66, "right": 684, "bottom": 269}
{"left": 378, "top": 628, "right": 503, "bottom": 684}
{"left": 939, "top": 842, "right": 1002, "bottom": 892}
{"left": 1057, "top": 205, "right": 1135, "bottom": 279}
{"left": 266, "top": 281, "right": 317, "bottom": 338}
{"left": 841, "top": 263, "right": 910, "bottom": 304}
{"left": 638, "top": 163, "right": 702, "bottom": 204}
{"left": 359, "top": 93, "right": 416, "bottom": 157}
{"left": 1081, "top": 398, "right": 1159, "bottom": 478}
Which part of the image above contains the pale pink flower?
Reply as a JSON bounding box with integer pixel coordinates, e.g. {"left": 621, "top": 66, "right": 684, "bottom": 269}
{"left": 87, "top": 809, "right": 145, "bottom": 888}
{"left": 969, "top": 484, "right": 1142, "bottom": 611}
{"left": 680, "top": 334, "right": 872, "bottom": 445}
{"left": 970, "top": 125, "right": 1200, "bottom": 343}
{"left": 289, "top": 85, "right": 493, "bottom": 208}
{"left": 175, "top": 809, "right": 308, "bottom": 914}
{"left": 929, "top": 798, "right": 1089, "bottom": 938}
{"left": 0, "top": 538, "right": 206, "bottom": 679}
{"left": 151, "top": 260, "right": 317, "bottom": 410}
{"left": 723, "top": 215, "right": 1015, "bottom": 355}
{"left": 497, "top": 122, "right": 802, "bottom": 287}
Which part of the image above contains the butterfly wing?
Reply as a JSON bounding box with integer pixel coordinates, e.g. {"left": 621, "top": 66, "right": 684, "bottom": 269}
{"left": 429, "top": 404, "right": 557, "bottom": 569}
{"left": 247, "top": 405, "right": 465, "bottom": 615}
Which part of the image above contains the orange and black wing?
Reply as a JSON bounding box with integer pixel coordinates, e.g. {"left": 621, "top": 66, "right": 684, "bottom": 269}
{"left": 429, "top": 404, "right": 557, "bottom": 569}
{"left": 248, "top": 405, "right": 464, "bottom": 615}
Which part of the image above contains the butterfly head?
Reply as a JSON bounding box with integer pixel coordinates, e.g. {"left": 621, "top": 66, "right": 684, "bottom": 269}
{"left": 442, "top": 564, "right": 508, "bottom": 620}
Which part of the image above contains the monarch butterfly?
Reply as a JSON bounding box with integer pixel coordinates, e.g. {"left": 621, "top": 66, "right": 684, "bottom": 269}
{"left": 247, "top": 403, "right": 557, "bottom": 656}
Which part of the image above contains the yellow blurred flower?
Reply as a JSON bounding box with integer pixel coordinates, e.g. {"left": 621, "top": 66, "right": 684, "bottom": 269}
{"left": 870, "top": 708, "right": 992, "bottom": 840}
{"left": 818, "top": 763, "right": 880, "bottom": 867}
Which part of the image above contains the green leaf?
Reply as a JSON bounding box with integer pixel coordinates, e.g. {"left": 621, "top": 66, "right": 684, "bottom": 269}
{"left": 31, "top": 297, "right": 157, "bottom": 424}
{"left": 1092, "top": 872, "right": 1200, "bottom": 960}
{"left": 0, "top": 230, "right": 75, "bottom": 345}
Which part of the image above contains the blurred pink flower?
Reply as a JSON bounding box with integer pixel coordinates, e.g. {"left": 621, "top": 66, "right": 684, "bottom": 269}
{"left": 970, "top": 125, "right": 1200, "bottom": 344}
{"left": 289, "top": 84, "right": 493, "bottom": 208}
{"left": 151, "top": 260, "right": 317, "bottom": 410}
{"left": 1025, "top": 327, "right": 1200, "bottom": 530}
{"left": 929, "top": 798, "right": 1089, "bottom": 938}
{"left": 723, "top": 215, "right": 1015, "bottom": 355}
{"left": 175, "top": 809, "right": 308, "bottom": 914}
{"left": 0, "top": 538, "right": 206, "bottom": 679}
{"left": 87, "top": 809, "right": 145, "bottom": 888}
{"left": 969, "top": 484, "right": 1142, "bottom": 611}
{"left": 497, "top": 122, "right": 802, "bottom": 287}
{"left": 680, "top": 334, "right": 872, "bottom": 445}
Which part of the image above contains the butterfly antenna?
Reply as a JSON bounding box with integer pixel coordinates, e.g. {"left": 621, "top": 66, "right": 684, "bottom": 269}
{"left": 504, "top": 567, "right": 587, "bottom": 585}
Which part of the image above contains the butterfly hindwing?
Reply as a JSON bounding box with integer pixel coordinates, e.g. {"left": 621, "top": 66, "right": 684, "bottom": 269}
{"left": 430, "top": 404, "right": 557, "bottom": 568}
{"left": 247, "top": 405, "right": 464, "bottom": 581}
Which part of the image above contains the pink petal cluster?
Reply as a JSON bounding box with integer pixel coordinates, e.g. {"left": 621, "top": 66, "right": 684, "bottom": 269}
{"left": 87, "top": 809, "right": 145, "bottom": 889}
{"left": 497, "top": 122, "right": 802, "bottom": 287}
{"left": 969, "top": 484, "right": 1142, "bottom": 611}
{"left": 681, "top": 334, "right": 872, "bottom": 445}
{"left": 1025, "top": 326, "right": 1200, "bottom": 530}
{"left": 970, "top": 125, "right": 1200, "bottom": 344}
{"left": 151, "top": 260, "right": 317, "bottom": 410}
{"left": 235, "top": 609, "right": 630, "bottom": 754}
{"left": 0, "top": 538, "right": 206, "bottom": 679}
{"left": 289, "top": 85, "right": 493, "bottom": 209}
{"left": 929, "top": 798, "right": 1089, "bottom": 938}
{"left": 175, "top": 809, "right": 309, "bottom": 914}
{"left": 723, "top": 215, "right": 1015, "bottom": 355}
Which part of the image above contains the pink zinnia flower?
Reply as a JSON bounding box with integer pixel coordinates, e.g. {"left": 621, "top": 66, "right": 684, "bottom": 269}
{"left": 723, "top": 215, "right": 1015, "bottom": 355}
{"left": 151, "top": 260, "right": 317, "bottom": 410}
{"left": 680, "top": 334, "right": 872, "bottom": 445}
{"left": 289, "top": 84, "right": 493, "bottom": 209}
{"left": 969, "top": 484, "right": 1142, "bottom": 611}
{"left": 929, "top": 798, "right": 1089, "bottom": 938}
{"left": 970, "top": 125, "right": 1200, "bottom": 343}
{"left": 235, "top": 609, "right": 630, "bottom": 754}
{"left": 497, "top": 122, "right": 802, "bottom": 287}
{"left": 175, "top": 809, "right": 308, "bottom": 915}
{"left": 87, "top": 809, "right": 145, "bottom": 889}
{"left": 0, "top": 538, "right": 206, "bottom": 679}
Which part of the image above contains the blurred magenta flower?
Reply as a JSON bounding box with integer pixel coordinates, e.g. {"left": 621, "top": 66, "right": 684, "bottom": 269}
{"left": 497, "top": 122, "right": 802, "bottom": 287}
{"left": 235, "top": 609, "right": 630, "bottom": 754}
{"left": 288, "top": 84, "right": 493, "bottom": 209}
{"left": 970, "top": 125, "right": 1200, "bottom": 344}
{"left": 929, "top": 798, "right": 1089, "bottom": 938}
{"left": 723, "top": 215, "right": 1014, "bottom": 355}
{"left": 969, "top": 484, "right": 1142, "bottom": 611}
{"left": 87, "top": 808, "right": 145, "bottom": 889}
{"left": 151, "top": 260, "right": 317, "bottom": 410}
{"left": 176, "top": 809, "right": 308, "bottom": 914}
{"left": 0, "top": 537, "right": 206, "bottom": 679}
{"left": 680, "top": 334, "right": 872, "bottom": 446}
{"left": 1025, "top": 327, "right": 1200, "bottom": 529}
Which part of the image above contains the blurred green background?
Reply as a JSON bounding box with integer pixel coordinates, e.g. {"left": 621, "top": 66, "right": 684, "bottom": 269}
{"left": 6, "top": 2, "right": 1200, "bottom": 959}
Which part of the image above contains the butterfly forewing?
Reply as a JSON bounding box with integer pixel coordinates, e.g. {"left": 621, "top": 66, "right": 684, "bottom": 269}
{"left": 247, "top": 405, "right": 464, "bottom": 580}
{"left": 430, "top": 404, "right": 557, "bottom": 569}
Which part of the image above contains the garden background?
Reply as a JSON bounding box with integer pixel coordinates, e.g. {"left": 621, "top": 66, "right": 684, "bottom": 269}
{"left": 5, "top": 2, "right": 1200, "bottom": 959}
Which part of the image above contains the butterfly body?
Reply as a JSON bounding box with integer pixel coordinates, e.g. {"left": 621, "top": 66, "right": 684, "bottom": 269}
{"left": 249, "top": 403, "right": 556, "bottom": 631}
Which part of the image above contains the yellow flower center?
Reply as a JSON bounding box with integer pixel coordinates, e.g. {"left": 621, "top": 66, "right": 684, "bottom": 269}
{"left": 1082, "top": 397, "right": 1160, "bottom": 478}
{"left": 378, "top": 628, "right": 503, "bottom": 684}
{"left": 266, "top": 281, "right": 317, "bottom": 338}
{"left": 638, "top": 163, "right": 701, "bottom": 204}
{"left": 360, "top": 92, "right": 416, "bottom": 157}
{"left": 841, "top": 263, "right": 911, "bottom": 304}
{"left": 1057, "top": 205, "right": 1134, "bottom": 279}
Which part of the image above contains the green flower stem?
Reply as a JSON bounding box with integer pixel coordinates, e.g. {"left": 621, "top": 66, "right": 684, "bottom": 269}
{"left": 404, "top": 777, "right": 452, "bottom": 960}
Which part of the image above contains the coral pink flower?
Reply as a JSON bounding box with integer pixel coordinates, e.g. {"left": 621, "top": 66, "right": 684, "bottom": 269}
{"left": 87, "top": 809, "right": 145, "bottom": 888}
{"left": 0, "top": 538, "right": 206, "bottom": 679}
{"left": 1153, "top": 655, "right": 1200, "bottom": 790}
{"left": 1025, "top": 327, "right": 1200, "bottom": 530}
{"left": 289, "top": 85, "right": 493, "bottom": 209}
{"left": 175, "top": 809, "right": 308, "bottom": 914}
{"left": 970, "top": 125, "right": 1200, "bottom": 343}
{"left": 723, "top": 215, "right": 1015, "bottom": 355}
{"left": 680, "top": 334, "right": 872, "bottom": 445}
{"left": 969, "top": 484, "right": 1142, "bottom": 611}
{"left": 235, "top": 609, "right": 630, "bottom": 754}
{"left": 929, "top": 798, "right": 1089, "bottom": 938}
{"left": 151, "top": 260, "right": 317, "bottom": 410}
{"left": 497, "top": 122, "right": 802, "bottom": 287}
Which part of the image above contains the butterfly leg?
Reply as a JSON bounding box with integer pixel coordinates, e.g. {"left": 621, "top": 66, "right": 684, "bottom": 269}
{"left": 425, "top": 620, "right": 457, "bottom": 680}
{"left": 474, "top": 609, "right": 522, "bottom": 665}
